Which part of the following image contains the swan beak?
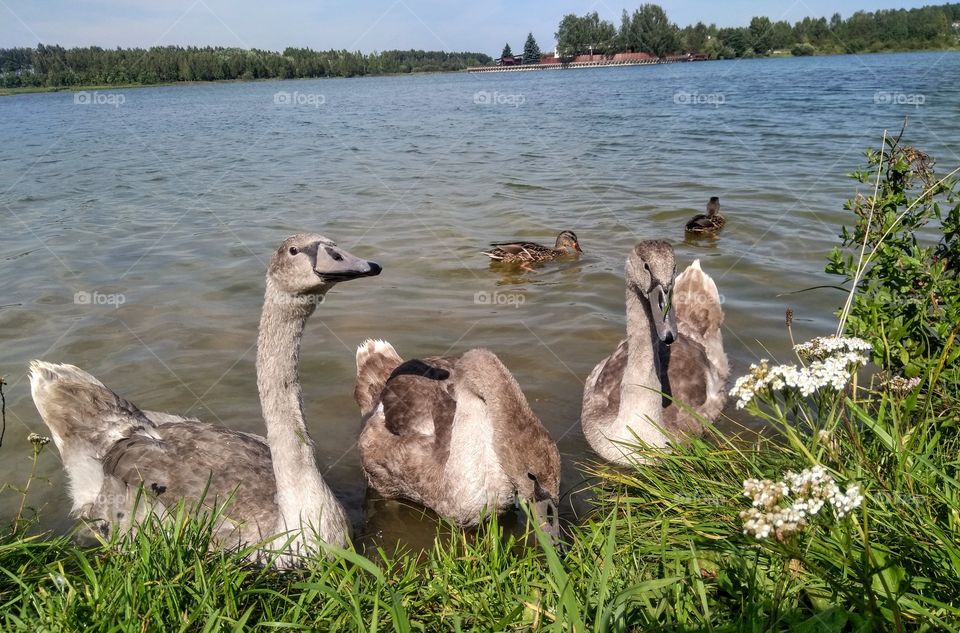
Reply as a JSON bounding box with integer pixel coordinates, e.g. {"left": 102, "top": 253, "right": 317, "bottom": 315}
{"left": 649, "top": 284, "right": 677, "bottom": 345}
{"left": 316, "top": 248, "right": 383, "bottom": 282}
{"left": 574, "top": 242, "right": 583, "bottom": 254}
{"left": 532, "top": 497, "right": 560, "bottom": 543}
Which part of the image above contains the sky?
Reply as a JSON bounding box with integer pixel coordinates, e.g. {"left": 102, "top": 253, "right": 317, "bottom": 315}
{"left": 0, "top": 0, "right": 941, "bottom": 55}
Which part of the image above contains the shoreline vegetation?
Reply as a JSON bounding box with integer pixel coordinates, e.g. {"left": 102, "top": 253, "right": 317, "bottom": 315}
{"left": 1, "top": 2, "right": 958, "bottom": 94}
{"left": 2, "top": 132, "right": 960, "bottom": 630}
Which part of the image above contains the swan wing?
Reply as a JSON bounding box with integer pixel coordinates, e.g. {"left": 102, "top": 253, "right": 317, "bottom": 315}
{"left": 29, "top": 361, "right": 157, "bottom": 453}
{"left": 141, "top": 410, "right": 202, "bottom": 425}
{"left": 354, "top": 339, "right": 404, "bottom": 415}
{"left": 100, "top": 421, "right": 277, "bottom": 532}
{"left": 380, "top": 356, "right": 457, "bottom": 440}
{"left": 581, "top": 339, "right": 627, "bottom": 426}
{"left": 660, "top": 338, "right": 724, "bottom": 436}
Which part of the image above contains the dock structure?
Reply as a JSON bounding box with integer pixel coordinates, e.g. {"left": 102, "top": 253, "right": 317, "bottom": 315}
{"left": 467, "top": 52, "right": 706, "bottom": 73}
{"left": 468, "top": 59, "right": 661, "bottom": 73}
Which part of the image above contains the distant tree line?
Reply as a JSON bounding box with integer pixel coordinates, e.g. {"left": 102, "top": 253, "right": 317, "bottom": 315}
{"left": 548, "top": 2, "right": 960, "bottom": 60}
{"left": 0, "top": 45, "right": 492, "bottom": 89}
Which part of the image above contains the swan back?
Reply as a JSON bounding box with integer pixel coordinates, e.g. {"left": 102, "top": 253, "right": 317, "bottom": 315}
{"left": 354, "top": 339, "right": 404, "bottom": 416}
{"left": 29, "top": 361, "right": 159, "bottom": 513}
{"left": 674, "top": 260, "right": 728, "bottom": 380}
{"left": 357, "top": 346, "right": 560, "bottom": 531}
{"left": 453, "top": 349, "right": 560, "bottom": 505}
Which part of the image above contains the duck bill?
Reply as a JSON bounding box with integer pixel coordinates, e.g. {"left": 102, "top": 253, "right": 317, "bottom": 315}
{"left": 574, "top": 242, "right": 583, "bottom": 254}
{"left": 648, "top": 285, "right": 677, "bottom": 345}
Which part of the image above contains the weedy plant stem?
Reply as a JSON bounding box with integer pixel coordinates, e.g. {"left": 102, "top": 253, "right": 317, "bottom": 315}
{"left": 837, "top": 129, "right": 887, "bottom": 336}
{"left": 13, "top": 443, "right": 43, "bottom": 534}
{"left": 837, "top": 133, "right": 960, "bottom": 335}
{"left": 0, "top": 376, "right": 6, "bottom": 448}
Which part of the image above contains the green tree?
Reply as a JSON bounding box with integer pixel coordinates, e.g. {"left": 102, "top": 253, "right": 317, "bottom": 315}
{"left": 619, "top": 4, "right": 679, "bottom": 57}
{"left": 717, "top": 27, "right": 750, "bottom": 56}
{"left": 556, "top": 14, "right": 581, "bottom": 57}
{"left": 522, "top": 32, "right": 541, "bottom": 64}
{"left": 556, "top": 12, "right": 616, "bottom": 57}
{"left": 749, "top": 16, "right": 773, "bottom": 54}
{"left": 681, "top": 21, "right": 710, "bottom": 52}
{"left": 500, "top": 43, "right": 512, "bottom": 59}
{"left": 769, "top": 20, "right": 794, "bottom": 50}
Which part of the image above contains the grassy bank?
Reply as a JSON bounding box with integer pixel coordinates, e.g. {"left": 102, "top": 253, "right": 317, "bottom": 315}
{"left": 2, "top": 133, "right": 959, "bottom": 631}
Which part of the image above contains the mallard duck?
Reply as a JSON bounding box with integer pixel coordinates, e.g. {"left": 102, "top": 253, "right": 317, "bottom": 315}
{"left": 685, "top": 197, "right": 725, "bottom": 234}
{"left": 483, "top": 230, "right": 583, "bottom": 271}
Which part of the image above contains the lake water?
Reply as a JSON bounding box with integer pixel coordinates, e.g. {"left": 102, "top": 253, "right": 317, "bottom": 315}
{"left": 2, "top": 52, "right": 959, "bottom": 548}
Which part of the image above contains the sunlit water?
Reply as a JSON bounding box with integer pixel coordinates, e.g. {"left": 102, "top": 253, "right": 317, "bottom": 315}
{"left": 1, "top": 52, "right": 959, "bottom": 548}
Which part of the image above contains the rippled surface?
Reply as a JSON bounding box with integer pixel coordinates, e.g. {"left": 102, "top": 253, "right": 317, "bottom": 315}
{"left": 2, "top": 52, "right": 959, "bottom": 545}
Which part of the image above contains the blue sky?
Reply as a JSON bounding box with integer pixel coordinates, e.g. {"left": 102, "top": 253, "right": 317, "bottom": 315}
{"left": 0, "top": 1, "right": 939, "bottom": 55}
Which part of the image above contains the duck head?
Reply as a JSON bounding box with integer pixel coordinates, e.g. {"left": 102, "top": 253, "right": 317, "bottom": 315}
{"left": 706, "top": 197, "right": 721, "bottom": 216}
{"left": 554, "top": 230, "right": 583, "bottom": 254}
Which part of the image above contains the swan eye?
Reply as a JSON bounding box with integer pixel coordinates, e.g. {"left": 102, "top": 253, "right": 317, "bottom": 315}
{"left": 289, "top": 246, "right": 299, "bottom": 256}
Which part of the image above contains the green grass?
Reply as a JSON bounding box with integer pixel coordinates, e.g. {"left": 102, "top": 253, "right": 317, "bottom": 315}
{"left": 3, "top": 371, "right": 958, "bottom": 632}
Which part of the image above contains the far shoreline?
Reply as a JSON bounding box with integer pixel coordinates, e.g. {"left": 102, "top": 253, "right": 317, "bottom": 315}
{"left": 2, "top": 47, "right": 956, "bottom": 98}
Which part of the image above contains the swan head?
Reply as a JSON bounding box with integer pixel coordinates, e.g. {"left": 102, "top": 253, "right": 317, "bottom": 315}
{"left": 626, "top": 240, "right": 678, "bottom": 345}
{"left": 267, "top": 233, "right": 382, "bottom": 299}
{"left": 554, "top": 230, "right": 583, "bottom": 254}
{"left": 521, "top": 467, "right": 561, "bottom": 542}
{"left": 706, "top": 197, "right": 721, "bottom": 216}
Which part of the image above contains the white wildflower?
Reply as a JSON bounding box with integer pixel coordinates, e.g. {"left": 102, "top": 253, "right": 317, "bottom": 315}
{"left": 830, "top": 484, "right": 863, "bottom": 518}
{"left": 885, "top": 375, "right": 922, "bottom": 395}
{"left": 28, "top": 432, "right": 51, "bottom": 448}
{"left": 794, "top": 336, "right": 872, "bottom": 361}
{"left": 739, "top": 466, "right": 862, "bottom": 541}
{"left": 729, "top": 337, "right": 871, "bottom": 409}
{"left": 743, "top": 478, "right": 788, "bottom": 511}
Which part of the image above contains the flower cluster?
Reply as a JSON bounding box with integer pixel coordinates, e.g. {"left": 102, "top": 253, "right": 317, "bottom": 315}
{"left": 885, "top": 375, "right": 922, "bottom": 395}
{"left": 740, "top": 466, "right": 863, "bottom": 541}
{"left": 729, "top": 337, "right": 871, "bottom": 409}
{"left": 28, "top": 432, "right": 51, "bottom": 449}
{"left": 794, "top": 336, "right": 872, "bottom": 361}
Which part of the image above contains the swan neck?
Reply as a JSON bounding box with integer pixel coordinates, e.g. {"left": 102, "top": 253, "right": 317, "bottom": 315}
{"left": 257, "top": 281, "right": 339, "bottom": 537}
{"left": 623, "top": 288, "right": 663, "bottom": 418}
